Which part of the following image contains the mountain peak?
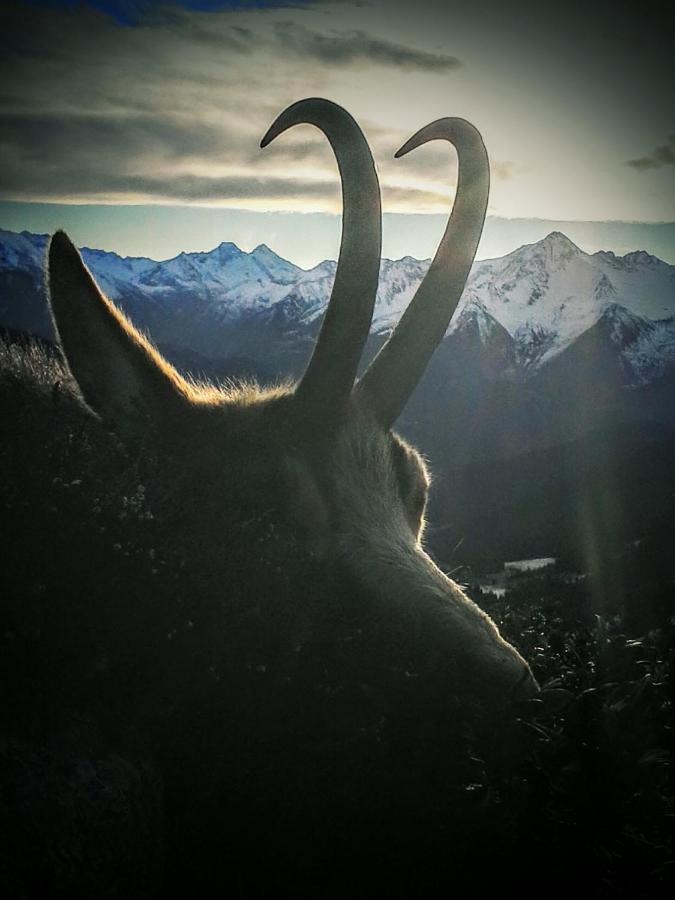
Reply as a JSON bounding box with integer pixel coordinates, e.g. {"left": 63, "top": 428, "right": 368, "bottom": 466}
{"left": 595, "top": 302, "right": 650, "bottom": 348}
{"left": 504, "top": 231, "right": 582, "bottom": 271}
{"left": 248, "top": 243, "right": 301, "bottom": 280}
{"left": 214, "top": 241, "right": 242, "bottom": 255}
{"left": 622, "top": 249, "right": 660, "bottom": 267}
{"left": 250, "top": 243, "right": 287, "bottom": 264}
{"left": 307, "top": 259, "right": 337, "bottom": 275}
{"left": 451, "top": 299, "right": 508, "bottom": 343}
{"left": 539, "top": 231, "right": 581, "bottom": 254}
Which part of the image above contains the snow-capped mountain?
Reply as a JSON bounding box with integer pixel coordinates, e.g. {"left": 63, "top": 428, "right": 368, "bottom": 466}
{"left": 457, "top": 232, "right": 675, "bottom": 367}
{"left": 0, "top": 231, "right": 302, "bottom": 317}
{"left": 1, "top": 228, "right": 673, "bottom": 384}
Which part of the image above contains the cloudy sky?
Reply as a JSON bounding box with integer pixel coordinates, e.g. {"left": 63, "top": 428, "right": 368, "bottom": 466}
{"left": 1, "top": 0, "right": 673, "bottom": 265}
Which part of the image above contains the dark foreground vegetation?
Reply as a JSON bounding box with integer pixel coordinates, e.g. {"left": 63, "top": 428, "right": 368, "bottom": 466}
{"left": 467, "top": 554, "right": 674, "bottom": 900}
{"left": 1, "top": 334, "right": 673, "bottom": 899}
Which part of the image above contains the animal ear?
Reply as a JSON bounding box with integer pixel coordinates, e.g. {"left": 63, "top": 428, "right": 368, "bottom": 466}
{"left": 47, "top": 230, "right": 188, "bottom": 437}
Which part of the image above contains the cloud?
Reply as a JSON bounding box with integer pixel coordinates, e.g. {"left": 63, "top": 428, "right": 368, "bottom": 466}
{"left": 0, "top": 108, "right": 333, "bottom": 168}
{"left": 272, "top": 22, "right": 461, "bottom": 70}
{"left": 0, "top": 109, "right": 342, "bottom": 204}
{"left": 491, "top": 160, "right": 516, "bottom": 181}
{"left": 0, "top": 162, "right": 342, "bottom": 209}
{"left": 0, "top": 105, "right": 510, "bottom": 214}
{"left": 0, "top": 0, "right": 468, "bottom": 214}
{"left": 381, "top": 183, "right": 455, "bottom": 213}
{"left": 0, "top": 111, "right": 234, "bottom": 164}
{"left": 626, "top": 135, "right": 675, "bottom": 170}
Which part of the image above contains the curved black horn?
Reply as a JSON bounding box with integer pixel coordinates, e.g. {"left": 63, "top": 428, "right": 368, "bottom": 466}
{"left": 261, "top": 98, "right": 381, "bottom": 410}
{"left": 356, "top": 118, "right": 489, "bottom": 427}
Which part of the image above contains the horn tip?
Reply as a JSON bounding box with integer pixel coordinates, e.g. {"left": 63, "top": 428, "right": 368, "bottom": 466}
{"left": 394, "top": 141, "right": 414, "bottom": 159}
{"left": 259, "top": 130, "right": 274, "bottom": 149}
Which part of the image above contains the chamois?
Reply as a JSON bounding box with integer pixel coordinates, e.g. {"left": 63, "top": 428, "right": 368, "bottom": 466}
{"left": 1, "top": 98, "right": 536, "bottom": 896}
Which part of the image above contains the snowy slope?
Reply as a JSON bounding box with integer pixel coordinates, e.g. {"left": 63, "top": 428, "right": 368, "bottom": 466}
{"left": 458, "top": 232, "right": 675, "bottom": 363}
{"left": 0, "top": 230, "right": 48, "bottom": 271}
{"left": 0, "top": 230, "right": 302, "bottom": 318}
{"left": 1, "top": 228, "right": 673, "bottom": 380}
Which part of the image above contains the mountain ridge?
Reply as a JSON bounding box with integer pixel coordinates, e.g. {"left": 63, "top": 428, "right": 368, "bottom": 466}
{"left": 1, "top": 227, "right": 674, "bottom": 383}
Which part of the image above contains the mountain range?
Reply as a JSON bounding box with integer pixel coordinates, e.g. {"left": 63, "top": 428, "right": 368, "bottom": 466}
{"left": 2, "top": 227, "right": 674, "bottom": 572}
{"left": 1, "top": 227, "right": 673, "bottom": 380}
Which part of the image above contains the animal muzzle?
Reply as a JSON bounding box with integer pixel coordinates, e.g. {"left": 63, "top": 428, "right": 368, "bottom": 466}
{"left": 511, "top": 659, "right": 540, "bottom": 700}
{"left": 481, "top": 634, "right": 539, "bottom": 704}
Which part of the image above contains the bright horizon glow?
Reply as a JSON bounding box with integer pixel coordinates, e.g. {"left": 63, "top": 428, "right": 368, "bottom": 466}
{"left": 1, "top": 201, "right": 674, "bottom": 268}
{"left": 2, "top": 1, "right": 673, "bottom": 225}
